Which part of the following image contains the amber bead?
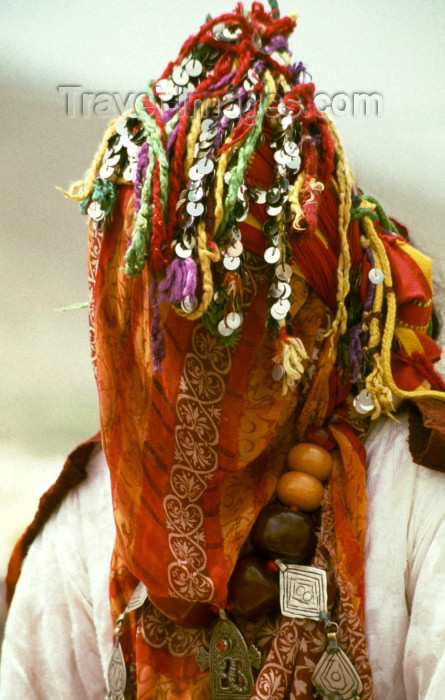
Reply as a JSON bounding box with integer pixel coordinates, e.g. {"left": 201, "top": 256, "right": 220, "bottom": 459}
{"left": 250, "top": 504, "right": 317, "bottom": 564}
{"left": 286, "top": 442, "right": 333, "bottom": 482}
{"left": 276, "top": 471, "right": 324, "bottom": 511}
{"left": 227, "top": 553, "right": 279, "bottom": 620}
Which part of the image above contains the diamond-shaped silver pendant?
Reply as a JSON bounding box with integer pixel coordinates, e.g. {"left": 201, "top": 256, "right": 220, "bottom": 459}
{"left": 276, "top": 562, "right": 328, "bottom": 620}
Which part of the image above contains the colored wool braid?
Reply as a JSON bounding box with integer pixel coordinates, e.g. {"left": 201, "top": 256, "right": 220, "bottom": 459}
{"left": 327, "top": 119, "right": 353, "bottom": 339}
{"left": 215, "top": 86, "right": 272, "bottom": 242}
{"left": 58, "top": 115, "right": 123, "bottom": 202}
{"left": 133, "top": 141, "right": 149, "bottom": 213}
{"left": 61, "top": 0, "right": 445, "bottom": 415}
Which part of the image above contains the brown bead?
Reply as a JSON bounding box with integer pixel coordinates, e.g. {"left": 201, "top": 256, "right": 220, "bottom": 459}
{"left": 149, "top": 593, "right": 216, "bottom": 628}
{"left": 228, "top": 553, "right": 279, "bottom": 621}
{"left": 276, "top": 471, "right": 324, "bottom": 511}
{"left": 250, "top": 504, "right": 317, "bottom": 564}
{"left": 286, "top": 442, "right": 333, "bottom": 482}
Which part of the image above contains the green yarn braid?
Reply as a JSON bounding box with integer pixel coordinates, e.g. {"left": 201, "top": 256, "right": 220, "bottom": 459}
{"left": 215, "top": 93, "right": 269, "bottom": 243}
{"left": 125, "top": 155, "right": 156, "bottom": 276}
{"left": 136, "top": 83, "right": 170, "bottom": 212}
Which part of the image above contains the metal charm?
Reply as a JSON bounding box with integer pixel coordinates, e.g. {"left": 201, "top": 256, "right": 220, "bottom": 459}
{"left": 271, "top": 299, "right": 291, "bottom": 320}
{"left": 272, "top": 363, "right": 285, "bottom": 381}
{"left": 181, "top": 295, "right": 198, "bottom": 313}
{"left": 105, "top": 582, "right": 148, "bottom": 700}
{"left": 126, "top": 581, "right": 149, "bottom": 611}
{"left": 218, "top": 319, "right": 235, "bottom": 337}
{"left": 353, "top": 389, "right": 375, "bottom": 416}
{"left": 226, "top": 312, "right": 243, "bottom": 330}
{"left": 312, "top": 621, "right": 363, "bottom": 700}
{"left": 223, "top": 256, "right": 241, "bottom": 271}
{"left": 185, "top": 58, "right": 203, "bottom": 77}
{"left": 368, "top": 267, "right": 384, "bottom": 284}
{"left": 275, "top": 263, "right": 292, "bottom": 282}
{"left": 264, "top": 246, "right": 281, "bottom": 264}
{"left": 107, "top": 633, "right": 127, "bottom": 700}
{"left": 196, "top": 612, "right": 261, "bottom": 700}
{"left": 276, "top": 562, "right": 328, "bottom": 621}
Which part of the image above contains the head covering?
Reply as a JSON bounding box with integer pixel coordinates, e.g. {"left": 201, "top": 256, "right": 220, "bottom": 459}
{"left": 59, "top": 2, "right": 445, "bottom": 697}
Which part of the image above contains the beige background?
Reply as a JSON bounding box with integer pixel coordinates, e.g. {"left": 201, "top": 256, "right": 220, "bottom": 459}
{"left": 0, "top": 0, "right": 444, "bottom": 612}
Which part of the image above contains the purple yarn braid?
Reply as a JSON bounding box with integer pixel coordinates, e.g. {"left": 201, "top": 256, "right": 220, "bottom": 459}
{"left": 158, "top": 258, "right": 197, "bottom": 303}
{"left": 349, "top": 323, "right": 363, "bottom": 384}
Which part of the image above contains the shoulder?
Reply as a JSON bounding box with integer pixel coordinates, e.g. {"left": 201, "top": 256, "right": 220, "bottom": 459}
{"left": 0, "top": 447, "right": 115, "bottom": 699}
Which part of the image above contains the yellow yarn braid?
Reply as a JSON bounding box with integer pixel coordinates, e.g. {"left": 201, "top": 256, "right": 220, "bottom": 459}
{"left": 279, "top": 320, "right": 308, "bottom": 395}
{"left": 184, "top": 107, "right": 203, "bottom": 177}
{"left": 57, "top": 115, "right": 128, "bottom": 201}
{"left": 288, "top": 172, "right": 305, "bottom": 228}
{"left": 327, "top": 118, "right": 352, "bottom": 339}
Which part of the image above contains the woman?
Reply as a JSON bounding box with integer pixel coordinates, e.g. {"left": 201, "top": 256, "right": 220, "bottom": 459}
{"left": 2, "top": 3, "right": 445, "bottom": 698}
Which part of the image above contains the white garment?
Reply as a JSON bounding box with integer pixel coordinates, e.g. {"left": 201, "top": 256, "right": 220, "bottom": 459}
{"left": 0, "top": 448, "right": 115, "bottom": 699}
{"left": 365, "top": 415, "right": 445, "bottom": 700}
{"left": 1, "top": 417, "right": 445, "bottom": 699}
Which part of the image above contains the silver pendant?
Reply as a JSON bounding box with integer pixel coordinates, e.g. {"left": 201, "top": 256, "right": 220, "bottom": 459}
{"left": 196, "top": 613, "right": 261, "bottom": 700}
{"left": 106, "top": 639, "right": 126, "bottom": 700}
{"left": 105, "top": 582, "right": 148, "bottom": 700}
{"left": 276, "top": 562, "right": 327, "bottom": 621}
{"left": 126, "top": 581, "right": 148, "bottom": 611}
{"left": 312, "top": 622, "right": 363, "bottom": 700}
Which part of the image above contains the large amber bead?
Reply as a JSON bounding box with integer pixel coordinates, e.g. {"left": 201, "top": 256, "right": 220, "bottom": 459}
{"left": 286, "top": 442, "right": 333, "bottom": 482}
{"left": 227, "top": 553, "right": 279, "bottom": 620}
{"left": 250, "top": 504, "right": 317, "bottom": 563}
{"left": 276, "top": 471, "right": 324, "bottom": 511}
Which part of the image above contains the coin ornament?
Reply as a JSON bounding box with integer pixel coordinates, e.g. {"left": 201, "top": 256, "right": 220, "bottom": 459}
{"left": 196, "top": 613, "right": 261, "bottom": 700}
{"left": 368, "top": 267, "right": 384, "bottom": 285}
{"left": 353, "top": 389, "right": 375, "bottom": 416}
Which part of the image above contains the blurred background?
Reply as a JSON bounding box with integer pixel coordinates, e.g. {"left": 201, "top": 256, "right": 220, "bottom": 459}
{"left": 0, "top": 0, "right": 444, "bottom": 632}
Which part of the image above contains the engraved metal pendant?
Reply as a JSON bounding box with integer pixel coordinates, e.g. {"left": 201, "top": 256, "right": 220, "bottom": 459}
{"left": 312, "top": 622, "right": 363, "bottom": 700}
{"left": 276, "top": 562, "right": 327, "bottom": 620}
{"left": 106, "top": 581, "right": 148, "bottom": 700}
{"left": 107, "top": 637, "right": 127, "bottom": 700}
{"left": 196, "top": 612, "right": 261, "bottom": 700}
